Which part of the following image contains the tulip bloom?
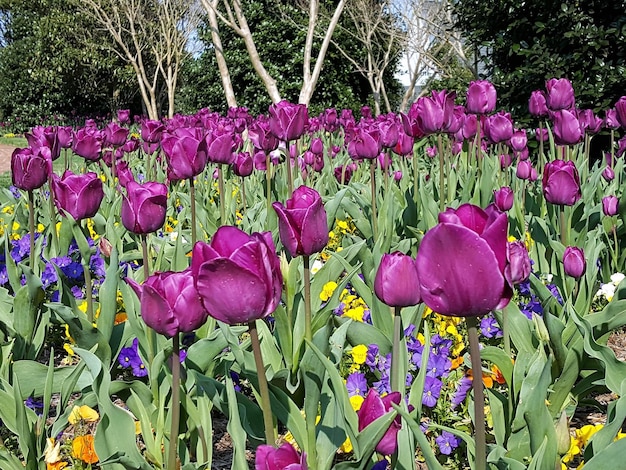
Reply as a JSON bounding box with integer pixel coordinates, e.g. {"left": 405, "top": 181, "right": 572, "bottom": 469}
{"left": 550, "top": 109, "right": 583, "bottom": 146}
{"left": 273, "top": 186, "right": 328, "bottom": 257}
{"left": 602, "top": 165, "right": 615, "bottom": 182}
{"left": 505, "top": 241, "right": 531, "bottom": 285}
{"left": 11, "top": 146, "right": 50, "bottom": 191}
{"left": 206, "top": 123, "right": 237, "bottom": 165}
{"left": 516, "top": 160, "right": 532, "bottom": 180}
{"left": 141, "top": 119, "right": 165, "bottom": 143}
{"left": 126, "top": 269, "right": 208, "bottom": 337}
{"left": 161, "top": 131, "right": 209, "bottom": 181}
{"left": 563, "top": 246, "right": 586, "bottom": 279}
{"left": 121, "top": 181, "right": 168, "bottom": 234}
{"left": 104, "top": 121, "right": 129, "bottom": 147}
{"left": 465, "top": 80, "right": 497, "bottom": 114}
{"left": 25, "top": 126, "right": 61, "bottom": 160}
{"left": 529, "top": 90, "right": 548, "bottom": 117}
{"left": 411, "top": 90, "right": 457, "bottom": 135}
{"left": 542, "top": 159, "right": 581, "bottom": 206}
{"left": 72, "top": 127, "right": 103, "bottom": 161}
{"left": 416, "top": 204, "right": 512, "bottom": 317}
{"left": 192, "top": 226, "right": 282, "bottom": 325}
{"left": 347, "top": 121, "right": 382, "bottom": 160}
{"left": 233, "top": 152, "right": 254, "bottom": 177}
{"left": 255, "top": 442, "right": 307, "bottom": 470}
{"left": 602, "top": 196, "right": 619, "bottom": 217}
{"left": 357, "top": 389, "right": 402, "bottom": 455}
{"left": 52, "top": 171, "right": 104, "bottom": 221}
{"left": 485, "top": 111, "right": 514, "bottom": 144}
{"left": 493, "top": 186, "right": 514, "bottom": 212}
{"left": 545, "top": 78, "right": 575, "bottom": 111}
{"left": 268, "top": 100, "right": 309, "bottom": 141}
{"left": 374, "top": 252, "right": 421, "bottom": 307}
{"left": 615, "top": 96, "right": 626, "bottom": 129}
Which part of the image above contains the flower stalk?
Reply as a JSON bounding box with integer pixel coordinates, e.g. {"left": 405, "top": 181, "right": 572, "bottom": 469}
{"left": 167, "top": 333, "right": 181, "bottom": 470}
{"left": 249, "top": 320, "right": 276, "bottom": 446}
{"left": 467, "top": 315, "right": 486, "bottom": 470}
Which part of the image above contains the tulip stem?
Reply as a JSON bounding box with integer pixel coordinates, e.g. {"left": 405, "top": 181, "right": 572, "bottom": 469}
{"left": 81, "top": 219, "right": 94, "bottom": 324}
{"left": 560, "top": 206, "right": 568, "bottom": 247}
{"left": 141, "top": 234, "right": 157, "bottom": 377}
{"left": 413, "top": 148, "right": 419, "bottom": 210}
{"left": 391, "top": 306, "right": 403, "bottom": 397}
{"left": 370, "top": 160, "right": 378, "bottom": 240}
{"left": 303, "top": 255, "right": 312, "bottom": 343}
{"left": 266, "top": 153, "right": 272, "bottom": 230}
{"left": 167, "top": 333, "right": 181, "bottom": 470}
{"left": 28, "top": 190, "right": 36, "bottom": 275}
{"left": 467, "top": 316, "right": 486, "bottom": 470}
{"left": 189, "top": 178, "right": 197, "bottom": 246}
{"left": 241, "top": 178, "right": 247, "bottom": 214}
{"left": 47, "top": 176, "right": 59, "bottom": 255}
{"left": 248, "top": 320, "right": 276, "bottom": 446}
{"left": 438, "top": 134, "right": 445, "bottom": 213}
{"left": 218, "top": 166, "right": 226, "bottom": 225}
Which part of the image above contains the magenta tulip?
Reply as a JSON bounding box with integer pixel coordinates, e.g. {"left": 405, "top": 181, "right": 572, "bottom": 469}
{"left": 249, "top": 116, "right": 280, "bottom": 152}
{"left": 411, "top": 90, "right": 457, "bottom": 135}
{"left": 563, "top": 246, "right": 586, "bottom": 279}
{"left": 191, "top": 226, "right": 282, "bottom": 325}
{"left": 72, "top": 127, "right": 103, "bottom": 161}
{"left": 255, "top": 442, "right": 307, "bottom": 470}
{"left": 347, "top": 121, "right": 382, "bottom": 160}
{"left": 542, "top": 159, "right": 581, "bottom": 206}
{"left": 465, "top": 80, "right": 497, "bottom": 114}
{"left": 161, "top": 131, "right": 209, "bottom": 181}
{"left": 51, "top": 171, "right": 104, "bottom": 220}
{"left": 11, "top": 146, "right": 50, "bottom": 191}
{"left": 25, "top": 126, "right": 61, "bottom": 160}
{"left": 602, "top": 196, "right": 619, "bottom": 216}
{"left": 357, "top": 389, "right": 402, "bottom": 455}
{"left": 206, "top": 123, "right": 237, "bottom": 165}
{"left": 121, "top": 181, "right": 168, "bottom": 234}
{"left": 545, "top": 78, "right": 575, "bottom": 111}
{"left": 126, "top": 268, "right": 208, "bottom": 337}
{"left": 605, "top": 109, "right": 621, "bottom": 130}
{"left": 505, "top": 241, "right": 531, "bottom": 285}
{"left": 141, "top": 119, "right": 165, "bottom": 144}
{"left": 104, "top": 121, "right": 129, "bottom": 147}
{"left": 374, "top": 252, "right": 421, "bottom": 307}
{"left": 578, "top": 109, "right": 603, "bottom": 135}
{"left": 509, "top": 129, "right": 528, "bottom": 152}
{"left": 516, "top": 160, "right": 533, "bottom": 180}
{"left": 529, "top": 90, "right": 548, "bottom": 117}
{"left": 493, "top": 186, "right": 514, "bottom": 212}
{"left": 392, "top": 131, "right": 414, "bottom": 156}
{"left": 614, "top": 96, "right": 626, "bottom": 129}
{"left": 416, "top": 204, "right": 512, "bottom": 317}
{"left": 268, "top": 100, "right": 308, "bottom": 141}
{"left": 233, "top": 152, "right": 254, "bottom": 177}
{"left": 485, "top": 111, "right": 514, "bottom": 144}
{"left": 273, "top": 185, "right": 328, "bottom": 257}
{"left": 117, "top": 109, "right": 131, "bottom": 124}
{"left": 602, "top": 165, "right": 615, "bottom": 182}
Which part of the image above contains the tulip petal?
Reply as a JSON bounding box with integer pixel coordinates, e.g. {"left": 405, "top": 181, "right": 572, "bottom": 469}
{"left": 300, "top": 199, "right": 329, "bottom": 255}
{"left": 141, "top": 284, "right": 179, "bottom": 337}
{"left": 210, "top": 226, "right": 255, "bottom": 258}
{"left": 273, "top": 202, "right": 301, "bottom": 256}
{"left": 417, "top": 224, "right": 506, "bottom": 317}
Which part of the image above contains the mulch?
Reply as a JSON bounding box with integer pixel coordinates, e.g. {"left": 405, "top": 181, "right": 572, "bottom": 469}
{"left": 0, "top": 144, "right": 15, "bottom": 174}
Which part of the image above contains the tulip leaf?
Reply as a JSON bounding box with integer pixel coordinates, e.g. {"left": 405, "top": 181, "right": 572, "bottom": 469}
{"left": 583, "top": 437, "right": 626, "bottom": 470}
{"left": 11, "top": 359, "right": 91, "bottom": 400}
{"left": 185, "top": 329, "right": 229, "bottom": 374}
{"left": 393, "top": 403, "right": 445, "bottom": 470}
{"left": 480, "top": 346, "right": 514, "bottom": 387}
{"left": 96, "top": 246, "right": 120, "bottom": 343}
{"left": 496, "top": 303, "right": 536, "bottom": 354}
{"left": 584, "top": 382, "right": 626, "bottom": 462}
{"left": 224, "top": 371, "right": 250, "bottom": 470}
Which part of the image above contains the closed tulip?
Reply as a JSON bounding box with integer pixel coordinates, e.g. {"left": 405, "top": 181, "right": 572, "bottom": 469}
{"left": 516, "top": 159, "right": 533, "bottom": 180}
{"left": 161, "top": 130, "right": 209, "bottom": 181}
{"left": 358, "top": 389, "right": 402, "bottom": 455}
{"left": 505, "top": 241, "right": 531, "bottom": 285}
{"left": 117, "top": 109, "right": 130, "bottom": 124}
{"left": 72, "top": 127, "right": 103, "bottom": 161}
{"left": 140, "top": 119, "right": 165, "bottom": 144}
{"left": 602, "top": 165, "right": 615, "bottom": 182}
{"left": 374, "top": 252, "right": 421, "bottom": 307}
{"left": 529, "top": 90, "right": 548, "bottom": 117}
{"left": 393, "top": 131, "right": 414, "bottom": 156}
{"left": 104, "top": 121, "right": 129, "bottom": 147}
{"left": 493, "top": 186, "right": 514, "bottom": 211}
{"left": 563, "top": 246, "right": 586, "bottom": 279}
{"left": 255, "top": 442, "right": 307, "bottom": 470}
{"left": 550, "top": 109, "right": 583, "bottom": 145}
{"left": 485, "top": 111, "right": 514, "bottom": 144}
{"left": 273, "top": 185, "right": 328, "bottom": 257}
{"left": 615, "top": 96, "right": 626, "bottom": 129}
{"left": 347, "top": 121, "right": 382, "bottom": 160}
{"left": 465, "top": 80, "right": 497, "bottom": 114}
{"left": 605, "top": 108, "right": 621, "bottom": 130}
{"left": 546, "top": 78, "right": 575, "bottom": 111}
{"left": 121, "top": 181, "right": 168, "bottom": 234}
{"left": 509, "top": 129, "right": 527, "bottom": 152}
{"left": 268, "top": 100, "right": 308, "bottom": 141}
{"left": 233, "top": 152, "right": 254, "bottom": 177}
{"left": 191, "top": 226, "right": 283, "bottom": 325}
{"left": 11, "top": 146, "right": 50, "bottom": 191}
{"left": 416, "top": 204, "right": 513, "bottom": 317}
{"left": 126, "top": 268, "right": 208, "bottom": 337}
{"left": 602, "top": 195, "right": 619, "bottom": 217}
{"left": 52, "top": 171, "right": 104, "bottom": 221}
{"left": 206, "top": 123, "right": 237, "bottom": 165}
{"left": 542, "top": 159, "right": 581, "bottom": 206}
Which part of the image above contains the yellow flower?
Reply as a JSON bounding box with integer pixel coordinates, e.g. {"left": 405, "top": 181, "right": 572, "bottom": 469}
{"left": 78, "top": 301, "right": 88, "bottom": 314}
{"left": 349, "top": 395, "right": 364, "bottom": 411}
{"left": 575, "top": 424, "right": 603, "bottom": 447}
{"left": 72, "top": 435, "right": 99, "bottom": 464}
{"left": 68, "top": 405, "right": 100, "bottom": 425}
{"left": 37, "top": 223, "right": 45, "bottom": 233}
{"left": 135, "top": 420, "right": 142, "bottom": 435}
{"left": 344, "top": 305, "right": 365, "bottom": 322}
{"left": 320, "top": 281, "right": 338, "bottom": 302}
{"left": 2, "top": 205, "right": 14, "bottom": 214}
{"left": 351, "top": 345, "right": 368, "bottom": 365}
{"left": 562, "top": 436, "right": 581, "bottom": 463}
{"left": 63, "top": 344, "right": 75, "bottom": 356}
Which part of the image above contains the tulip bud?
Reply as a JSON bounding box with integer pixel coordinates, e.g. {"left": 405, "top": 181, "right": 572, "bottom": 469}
{"left": 374, "top": 252, "right": 421, "bottom": 307}
{"left": 121, "top": 181, "right": 168, "bottom": 234}
{"left": 563, "top": 246, "right": 586, "bottom": 279}
{"left": 466, "top": 80, "right": 497, "bottom": 114}
{"left": 545, "top": 78, "right": 575, "bottom": 111}
{"left": 505, "top": 241, "right": 531, "bottom": 284}
{"left": 99, "top": 237, "right": 113, "bottom": 258}
{"left": 602, "top": 196, "right": 619, "bottom": 217}
{"left": 11, "top": 146, "right": 50, "bottom": 191}
{"left": 556, "top": 412, "right": 571, "bottom": 456}
{"left": 602, "top": 165, "right": 615, "bottom": 182}
{"left": 493, "top": 186, "right": 514, "bottom": 211}
{"left": 542, "top": 159, "right": 581, "bottom": 206}
{"left": 516, "top": 160, "right": 533, "bottom": 180}
{"left": 529, "top": 90, "right": 548, "bottom": 117}
{"left": 52, "top": 171, "right": 104, "bottom": 221}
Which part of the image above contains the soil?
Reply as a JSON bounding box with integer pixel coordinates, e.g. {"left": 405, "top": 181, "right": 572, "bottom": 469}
{"left": 0, "top": 143, "right": 14, "bottom": 174}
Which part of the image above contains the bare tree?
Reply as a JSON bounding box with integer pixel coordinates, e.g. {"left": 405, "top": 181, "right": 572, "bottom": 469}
{"left": 80, "top": 0, "right": 202, "bottom": 119}
{"left": 200, "top": 0, "right": 345, "bottom": 106}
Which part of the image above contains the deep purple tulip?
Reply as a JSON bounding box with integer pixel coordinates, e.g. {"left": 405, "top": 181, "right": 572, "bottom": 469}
{"left": 72, "top": 127, "right": 103, "bottom": 161}
{"left": 493, "top": 186, "right": 514, "bottom": 211}
{"left": 268, "top": 100, "right": 308, "bottom": 141}
{"left": 614, "top": 96, "right": 626, "bottom": 129}
{"left": 121, "top": 181, "right": 168, "bottom": 234}
{"left": 602, "top": 195, "right": 619, "bottom": 217}
{"left": 578, "top": 109, "right": 603, "bottom": 135}
{"left": 509, "top": 129, "right": 527, "bottom": 152}
{"left": 412, "top": 90, "right": 457, "bottom": 135}
{"left": 141, "top": 119, "right": 165, "bottom": 144}
{"left": 249, "top": 116, "right": 280, "bottom": 152}
{"left": 602, "top": 165, "right": 615, "bottom": 182}
{"left": 378, "top": 113, "right": 400, "bottom": 148}
{"left": 117, "top": 161, "right": 135, "bottom": 188}
{"left": 500, "top": 153, "right": 512, "bottom": 169}
{"left": 161, "top": 131, "right": 209, "bottom": 181}
{"left": 563, "top": 246, "right": 586, "bottom": 279}
{"left": 57, "top": 126, "right": 73, "bottom": 149}
{"left": 117, "top": 109, "right": 131, "bottom": 124}
{"left": 51, "top": 170, "right": 104, "bottom": 220}
{"left": 393, "top": 170, "right": 402, "bottom": 181}
{"left": 206, "top": 123, "right": 237, "bottom": 165}
{"left": 191, "top": 226, "right": 282, "bottom": 325}
{"left": 535, "top": 127, "right": 549, "bottom": 142}
{"left": 416, "top": 204, "right": 512, "bottom": 317}
{"left": 374, "top": 252, "right": 421, "bottom": 307}
{"left": 357, "top": 389, "right": 402, "bottom": 455}
{"left": 392, "top": 132, "right": 414, "bottom": 156}
{"left": 550, "top": 109, "right": 583, "bottom": 146}
{"left": 542, "top": 159, "right": 581, "bottom": 206}
{"left": 11, "top": 146, "right": 50, "bottom": 191}
{"left": 334, "top": 164, "right": 355, "bottom": 185}
{"left": 545, "top": 78, "right": 575, "bottom": 111}
{"left": 485, "top": 111, "right": 514, "bottom": 144}
{"left": 505, "top": 241, "right": 531, "bottom": 285}
{"left": 516, "top": 160, "right": 533, "bottom": 180}
{"left": 25, "top": 126, "right": 61, "bottom": 160}
{"left": 126, "top": 268, "right": 208, "bottom": 337}
{"left": 104, "top": 121, "right": 129, "bottom": 147}
{"left": 273, "top": 186, "right": 328, "bottom": 257}
{"left": 400, "top": 105, "right": 425, "bottom": 139}
{"left": 465, "top": 80, "right": 497, "bottom": 114}
{"left": 309, "top": 137, "right": 324, "bottom": 155}
{"left": 529, "top": 90, "right": 548, "bottom": 117}
{"left": 605, "top": 109, "right": 621, "bottom": 130}
{"left": 347, "top": 121, "right": 382, "bottom": 160}
{"left": 233, "top": 152, "right": 254, "bottom": 177}
{"left": 255, "top": 442, "right": 307, "bottom": 470}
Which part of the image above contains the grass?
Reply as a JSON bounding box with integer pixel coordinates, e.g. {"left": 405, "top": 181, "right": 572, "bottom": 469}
{"left": 0, "top": 135, "right": 27, "bottom": 147}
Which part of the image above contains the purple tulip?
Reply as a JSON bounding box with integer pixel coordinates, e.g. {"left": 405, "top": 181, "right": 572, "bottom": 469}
{"left": 117, "top": 109, "right": 131, "bottom": 124}
{"left": 605, "top": 109, "right": 621, "bottom": 130}
{"left": 51, "top": 171, "right": 104, "bottom": 220}
{"left": 500, "top": 153, "right": 513, "bottom": 169}
{"left": 347, "top": 121, "right": 382, "bottom": 160}
{"left": 485, "top": 111, "right": 514, "bottom": 144}
{"left": 614, "top": 96, "right": 626, "bottom": 129}
{"left": 334, "top": 164, "right": 355, "bottom": 185}
{"left": 400, "top": 105, "right": 425, "bottom": 138}
{"left": 412, "top": 90, "right": 457, "bottom": 135}
{"left": 602, "top": 196, "right": 619, "bottom": 217}
{"left": 391, "top": 131, "right": 413, "bottom": 156}
{"left": 545, "top": 78, "right": 575, "bottom": 111}
{"left": 72, "top": 127, "right": 103, "bottom": 161}
{"left": 206, "top": 123, "right": 237, "bottom": 165}
{"left": 248, "top": 116, "right": 280, "bottom": 152}
{"left": 309, "top": 137, "right": 324, "bottom": 155}
{"left": 493, "top": 186, "right": 514, "bottom": 211}
{"left": 105, "top": 121, "right": 129, "bottom": 147}
{"left": 516, "top": 160, "right": 533, "bottom": 180}
{"left": 563, "top": 246, "right": 586, "bottom": 279}
{"left": 465, "top": 80, "right": 497, "bottom": 115}
{"left": 529, "top": 90, "right": 548, "bottom": 117}
{"left": 233, "top": 152, "right": 254, "bottom": 177}
{"left": 126, "top": 268, "right": 208, "bottom": 337}
{"left": 509, "top": 129, "right": 528, "bottom": 152}
{"left": 378, "top": 113, "right": 400, "bottom": 148}
{"left": 161, "top": 130, "right": 209, "bottom": 181}
{"left": 393, "top": 170, "right": 402, "bottom": 181}
{"left": 505, "top": 241, "right": 531, "bottom": 285}
{"left": 255, "top": 442, "right": 307, "bottom": 470}
{"left": 57, "top": 126, "right": 73, "bottom": 149}
{"left": 273, "top": 186, "right": 328, "bottom": 257}
{"left": 374, "top": 252, "right": 421, "bottom": 307}
{"left": 11, "top": 146, "right": 50, "bottom": 191}
{"left": 25, "top": 126, "right": 61, "bottom": 160}
{"left": 141, "top": 119, "right": 165, "bottom": 143}
{"left": 117, "top": 161, "right": 135, "bottom": 188}
{"left": 191, "top": 226, "right": 282, "bottom": 325}
{"left": 268, "top": 100, "right": 308, "bottom": 142}
{"left": 542, "top": 159, "right": 581, "bottom": 206}
{"left": 535, "top": 127, "right": 549, "bottom": 142}
{"left": 550, "top": 109, "right": 583, "bottom": 145}
{"left": 121, "top": 181, "right": 168, "bottom": 234}
{"left": 416, "top": 204, "right": 512, "bottom": 317}
{"left": 602, "top": 165, "right": 615, "bottom": 182}
{"left": 357, "top": 389, "right": 402, "bottom": 455}
{"left": 578, "top": 109, "right": 603, "bottom": 135}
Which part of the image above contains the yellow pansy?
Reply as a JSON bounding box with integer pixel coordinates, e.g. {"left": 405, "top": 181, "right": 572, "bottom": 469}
{"left": 349, "top": 395, "right": 364, "bottom": 411}
{"left": 351, "top": 344, "right": 368, "bottom": 364}
{"left": 320, "top": 281, "right": 338, "bottom": 302}
{"left": 575, "top": 424, "right": 603, "bottom": 447}
{"left": 69, "top": 405, "right": 100, "bottom": 425}
{"left": 344, "top": 305, "right": 365, "bottom": 322}
{"left": 562, "top": 436, "right": 581, "bottom": 463}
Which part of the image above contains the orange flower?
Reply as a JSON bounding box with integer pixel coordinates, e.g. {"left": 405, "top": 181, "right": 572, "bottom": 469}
{"left": 450, "top": 356, "right": 464, "bottom": 370}
{"left": 47, "top": 462, "right": 68, "bottom": 470}
{"left": 491, "top": 365, "right": 506, "bottom": 385}
{"left": 467, "top": 368, "right": 494, "bottom": 388}
{"left": 72, "top": 435, "right": 99, "bottom": 464}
